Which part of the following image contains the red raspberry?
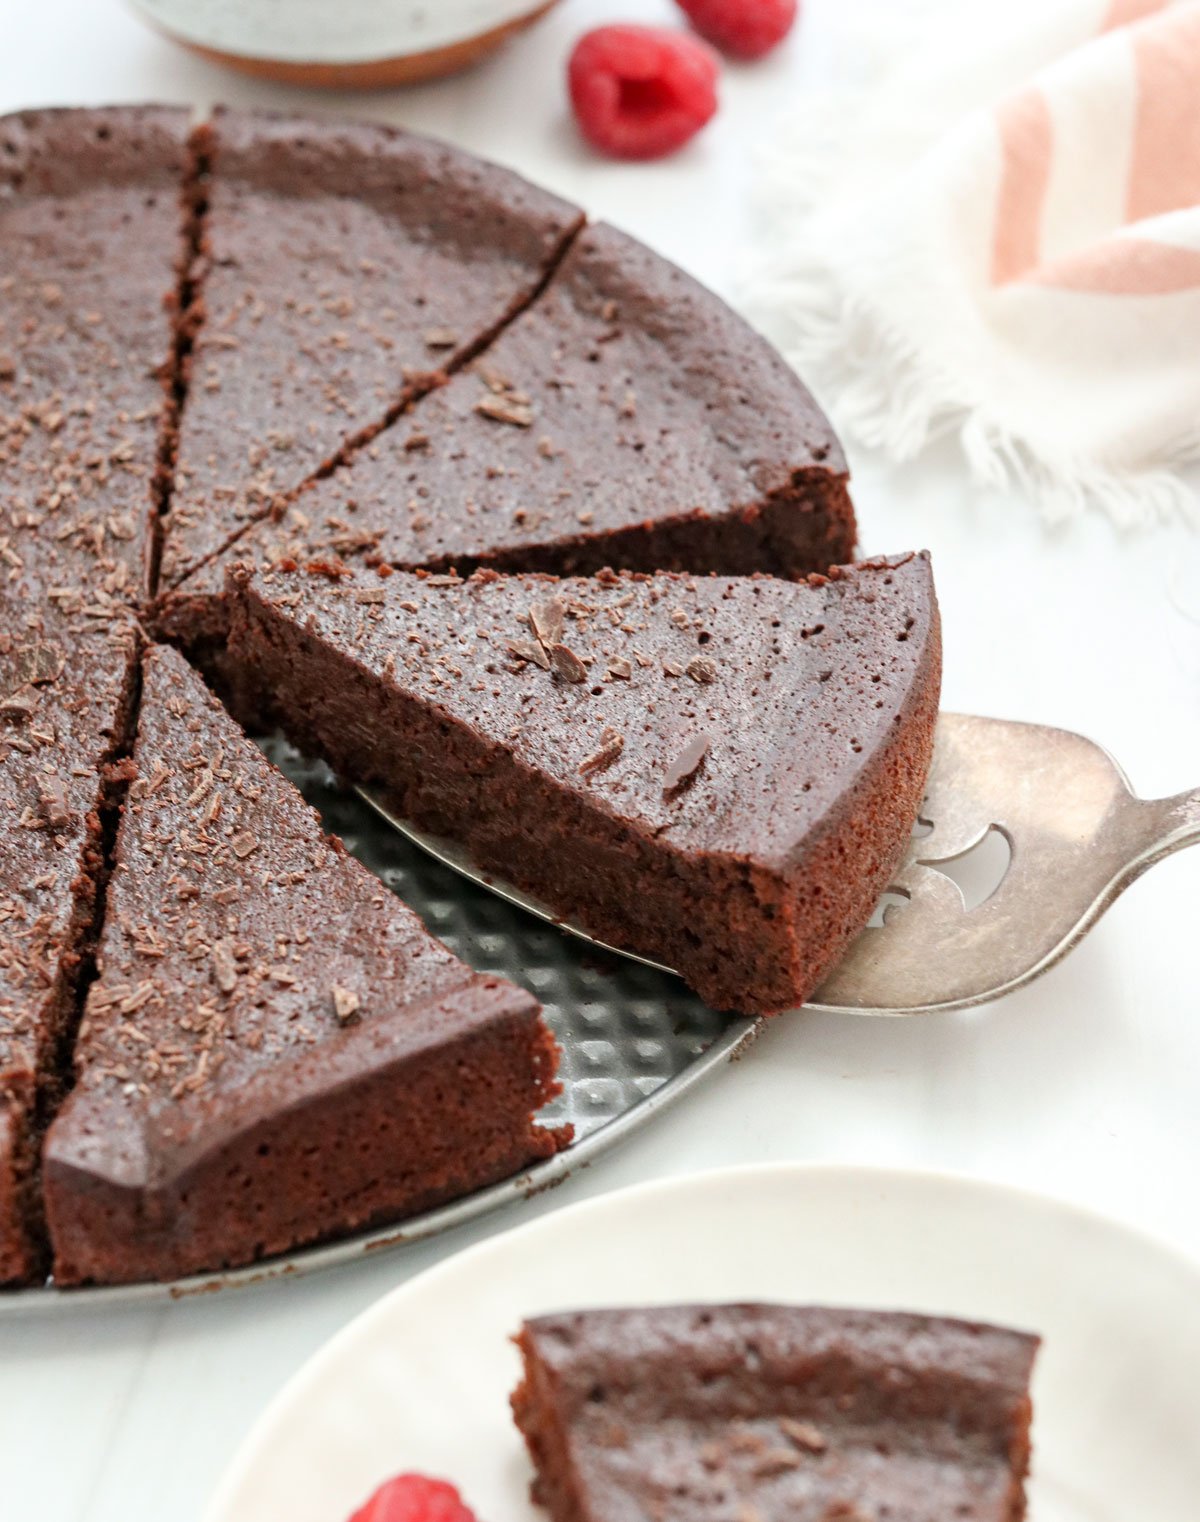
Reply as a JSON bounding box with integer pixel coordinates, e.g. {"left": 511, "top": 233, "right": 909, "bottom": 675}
{"left": 568, "top": 25, "right": 719, "bottom": 161}
{"left": 676, "top": 0, "right": 798, "bottom": 60}
{"left": 347, "top": 1473, "right": 478, "bottom": 1522}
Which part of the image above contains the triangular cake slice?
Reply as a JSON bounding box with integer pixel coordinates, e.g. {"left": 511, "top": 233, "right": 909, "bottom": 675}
{"left": 0, "top": 615, "right": 139, "bottom": 1284}
{"left": 43, "top": 645, "right": 564, "bottom": 1286}
{"left": 512, "top": 1305, "right": 1038, "bottom": 1522}
{"left": 160, "top": 109, "right": 584, "bottom": 589}
{"left": 223, "top": 555, "right": 940, "bottom": 1014}
{"left": 159, "top": 221, "right": 855, "bottom": 668}
{"left": 0, "top": 106, "right": 193, "bottom": 609}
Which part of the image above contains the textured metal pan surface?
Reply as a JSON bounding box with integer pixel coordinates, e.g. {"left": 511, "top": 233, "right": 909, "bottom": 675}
{"left": 0, "top": 739, "right": 756, "bottom": 1316}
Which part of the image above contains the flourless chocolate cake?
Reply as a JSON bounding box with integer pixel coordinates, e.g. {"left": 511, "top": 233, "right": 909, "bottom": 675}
{"left": 0, "top": 106, "right": 193, "bottom": 609}
{"left": 42, "top": 645, "right": 565, "bottom": 1285}
{"left": 0, "top": 103, "right": 932, "bottom": 1286}
{"left": 224, "top": 556, "right": 939, "bottom": 1015}
{"left": 159, "top": 219, "right": 855, "bottom": 660}
{"left": 158, "top": 108, "right": 585, "bottom": 593}
{"left": 512, "top": 1305, "right": 1038, "bottom": 1522}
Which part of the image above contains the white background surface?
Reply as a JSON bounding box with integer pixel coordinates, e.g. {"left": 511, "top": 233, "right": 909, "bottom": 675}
{"left": 1, "top": 2, "right": 1197, "bottom": 1520}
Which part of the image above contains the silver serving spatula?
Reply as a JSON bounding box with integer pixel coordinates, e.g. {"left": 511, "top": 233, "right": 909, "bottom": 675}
{"left": 361, "top": 713, "right": 1200, "bottom": 1017}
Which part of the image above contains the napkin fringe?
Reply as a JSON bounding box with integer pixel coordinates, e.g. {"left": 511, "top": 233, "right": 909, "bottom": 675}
{"left": 749, "top": 257, "right": 1200, "bottom": 531}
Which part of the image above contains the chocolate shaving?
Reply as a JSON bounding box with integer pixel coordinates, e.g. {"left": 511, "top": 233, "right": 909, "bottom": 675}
{"left": 549, "top": 643, "right": 587, "bottom": 684}
{"left": 780, "top": 1419, "right": 827, "bottom": 1453}
{"left": 506, "top": 637, "right": 551, "bottom": 671}
{"left": 663, "top": 733, "right": 710, "bottom": 793}
{"left": 0, "top": 693, "right": 36, "bottom": 724}
{"left": 579, "top": 728, "right": 625, "bottom": 776}
{"left": 686, "top": 655, "right": 717, "bottom": 684}
{"left": 35, "top": 775, "right": 72, "bottom": 830}
{"left": 353, "top": 588, "right": 386, "bottom": 604}
{"left": 14, "top": 642, "right": 65, "bottom": 688}
{"left": 528, "top": 596, "right": 566, "bottom": 648}
{"left": 332, "top": 985, "right": 361, "bottom": 1025}
{"left": 230, "top": 831, "right": 259, "bottom": 859}
{"left": 753, "top": 1451, "right": 803, "bottom": 1478}
{"left": 476, "top": 393, "right": 534, "bottom": 428}
{"left": 423, "top": 327, "right": 458, "bottom": 350}
{"left": 211, "top": 939, "right": 239, "bottom": 995}
{"left": 606, "top": 657, "right": 632, "bottom": 681}
{"left": 305, "top": 557, "right": 352, "bottom": 581}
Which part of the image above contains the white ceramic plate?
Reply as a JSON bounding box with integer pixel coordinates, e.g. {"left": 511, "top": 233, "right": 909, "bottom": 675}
{"left": 206, "top": 1164, "right": 1200, "bottom": 1522}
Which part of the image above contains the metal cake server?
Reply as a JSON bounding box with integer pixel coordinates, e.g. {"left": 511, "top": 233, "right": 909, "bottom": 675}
{"left": 362, "top": 713, "right": 1200, "bottom": 1017}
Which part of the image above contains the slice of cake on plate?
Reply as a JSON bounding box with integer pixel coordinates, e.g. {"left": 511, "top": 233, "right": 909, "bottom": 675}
{"left": 43, "top": 645, "right": 564, "bottom": 1285}
{"left": 513, "top": 1304, "right": 1038, "bottom": 1522}
{"left": 223, "top": 555, "right": 940, "bottom": 1014}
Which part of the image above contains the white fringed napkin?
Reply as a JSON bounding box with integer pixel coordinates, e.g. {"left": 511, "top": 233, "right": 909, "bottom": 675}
{"left": 744, "top": 0, "right": 1200, "bottom": 526}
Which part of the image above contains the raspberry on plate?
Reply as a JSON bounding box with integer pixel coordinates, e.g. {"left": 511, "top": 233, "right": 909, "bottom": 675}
{"left": 568, "top": 24, "right": 719, "bottom": 160}
{"left": 347, "top": 1473, "right": 479, "bottom": 1522}
{"left": 677, "top": 0, "right": 798, "bottom": 60}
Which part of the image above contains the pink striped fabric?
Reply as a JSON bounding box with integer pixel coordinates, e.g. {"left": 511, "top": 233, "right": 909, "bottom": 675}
{"left": 744, "top": 0, "right": 1200, "bottom": 524}
{"left": 991, "top": 4, "right": 1200, "bottom": 293}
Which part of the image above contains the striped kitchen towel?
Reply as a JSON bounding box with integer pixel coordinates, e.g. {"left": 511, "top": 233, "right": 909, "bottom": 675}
{"left": 745, "top": 0, "right": 1200, "bottom": 526}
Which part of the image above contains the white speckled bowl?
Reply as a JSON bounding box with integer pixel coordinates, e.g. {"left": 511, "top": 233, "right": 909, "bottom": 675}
{"left": 128, "top": 0, "right": 561, "bottom": 87}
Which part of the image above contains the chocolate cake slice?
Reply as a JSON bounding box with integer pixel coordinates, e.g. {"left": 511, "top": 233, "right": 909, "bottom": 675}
{"left": 42, "top": 645, "right": 564, "bottom": 1286}
{"left": 512, "top": 1305, "right": 1038, "bottom": 1522}
{"left": 0, "top": 106, "right": 193, "bottom": 609}
{"left": 159, "top": 108, "right": 584, "bottom": 592}
{"left": 0, "top": 615, "right": 139, "bottom": 1284}
{"left": 223, "top": 555, "right": 939, "bottom": 1014}
{"left": 161, "top": 219, "right": 855, "bottom": 660}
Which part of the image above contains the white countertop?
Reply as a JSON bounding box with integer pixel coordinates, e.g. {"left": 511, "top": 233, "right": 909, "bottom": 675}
{"left": 2, "top": 3, "right": 1198, "bottom": 1519}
